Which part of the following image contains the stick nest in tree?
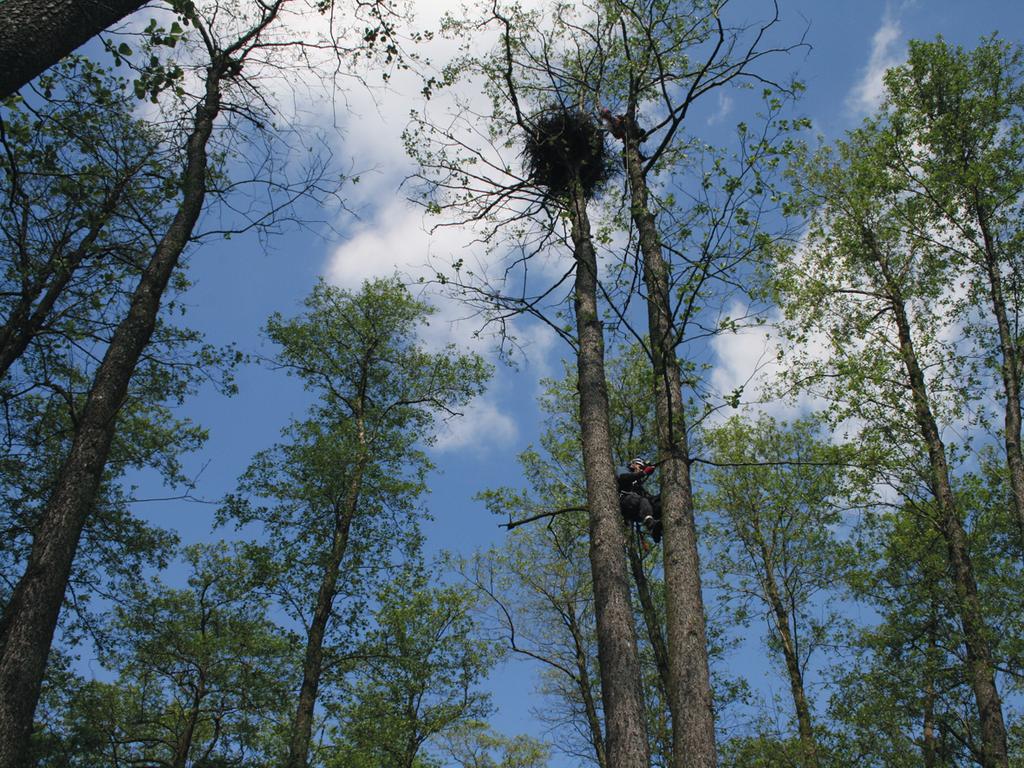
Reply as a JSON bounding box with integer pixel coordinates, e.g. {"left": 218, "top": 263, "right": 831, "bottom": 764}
{"left": 524, "top": 108, "right": 612, "bottom": 201}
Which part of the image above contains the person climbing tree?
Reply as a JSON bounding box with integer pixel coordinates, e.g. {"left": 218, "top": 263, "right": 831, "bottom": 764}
{"left": 618, "top": 458, "right": 661, "bottom": 542}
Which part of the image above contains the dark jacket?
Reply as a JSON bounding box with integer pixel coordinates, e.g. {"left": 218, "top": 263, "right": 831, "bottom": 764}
{"left": 617, "top": 470, "right": 651, "bottom": 497}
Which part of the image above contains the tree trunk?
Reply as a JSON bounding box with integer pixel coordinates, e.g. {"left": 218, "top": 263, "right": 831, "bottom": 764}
{"left": 874, "top": 247, "right": 1009, "bottom": 768}
{"left": 622, "top": 134, "right": 717, "bottom": 768}
{"left": 0, "top": 66, "right": 223, "bottom": 768}
{"left": 171, "top": 670, "right": 207, "bottom": 768}
{"left": 757, "top": 536, "right": 819, "bottom": 768}
{"left": 973, "top": 201, "right": 1024, "bottom": 552}
{"left": 285, "top": 422, "right": 367, "bottom": 768}
{"left": 569, "top": 184, "right": 650, "bottom": 768}
{"left": 0, "top": 0, "right": 148, "bottom": 99}
{"left": 626, "top": 540, "right": 671, "bottom": 702}
{"left": 922, "top": 683, "right": 937, "bottom": 768}
{"left": 922, "top": 607, "right": 938, "bottom": 768}
{"left": 627, "top": 541, "right": 673, "bottom": 766}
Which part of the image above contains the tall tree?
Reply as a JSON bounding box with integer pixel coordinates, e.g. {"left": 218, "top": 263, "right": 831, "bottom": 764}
{"left": 222, "top": 277, "right": 490, "bottom": 768}
{"left": 592, "top": 5, "right": 805, "bottom": 764}
{"left": 871, "top": 37, "right": 1024, "bottom": 552}
{"left": 559, "top": 120, "right": 652, "bottom": 768}
{"left": 0, "top": 51, "right": 226, "bottom": 722}
{"left": 408, "top": 4, "right": 806, "bottom": 763}
{"left": 409, "top": 7, "right": 653, "bottom": 764}
{"left": 701, "top": 415, "right": 850, "bottom": 768}
{"left": 777, "top": 113, "right": 1010, "bottom": 767}
{"left": 326, "top": 559, "right": 498, "bottom": 768}
{"left": 0, "top": 1, "right": 369, "bottom": 762}
{"left": 0, "top": 11, "right": 238, "bottom": 761}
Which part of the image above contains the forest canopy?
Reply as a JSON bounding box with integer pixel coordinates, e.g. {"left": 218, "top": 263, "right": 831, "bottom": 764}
{"left": 0, "top": 2, "right": 1022, "bottom": 768}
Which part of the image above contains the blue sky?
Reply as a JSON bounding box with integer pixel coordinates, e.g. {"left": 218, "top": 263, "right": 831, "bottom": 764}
{"left": 115, "top": 0, "right": 1024, "bottom": 756}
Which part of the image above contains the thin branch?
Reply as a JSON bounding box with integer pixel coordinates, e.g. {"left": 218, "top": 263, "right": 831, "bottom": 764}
{"left": 501, "top": 505, "right": 587, "bottom": 530}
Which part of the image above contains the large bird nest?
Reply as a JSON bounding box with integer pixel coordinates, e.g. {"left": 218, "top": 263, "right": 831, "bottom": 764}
{"left": 523, "top": 108, "right": 613, "bottom": 201}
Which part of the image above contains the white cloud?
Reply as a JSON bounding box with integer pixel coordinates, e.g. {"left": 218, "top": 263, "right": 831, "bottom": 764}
{"left": 847, "top": 9, "right": 904, "bottom": 114}
{"left": 323, "top": 196, "right": 560, "bottom": 351}
{"left": 707, "top": 92, "right": 734, "bottom": 126}
{"left": 432, "top": 397, "right": 518, "bottom": 453}
{"left": 324, "top": 197, "right": 438, "bottom": 287}
{"left": 709, "top": 304, "right": 797, "bottom": 422}
{"left": 708, "top": 291, "right": 837, "bottom": 428}
{"left": 710, "top": 314, "right": 776, "bottom": 401}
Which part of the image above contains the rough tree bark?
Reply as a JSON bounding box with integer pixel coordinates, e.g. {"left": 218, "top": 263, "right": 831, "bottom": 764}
{"left": 0, "top": 62, "right": 224, "bottom": 768}
{"left": 620, "top": 128, "right": 717, "bottom": 768}
{"left": 0, "top": 0, "right": 148, "bottom": 99}
{"left": 569, "top": 182, "right": 650, "bottom": 768}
